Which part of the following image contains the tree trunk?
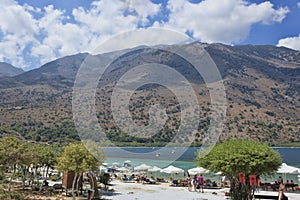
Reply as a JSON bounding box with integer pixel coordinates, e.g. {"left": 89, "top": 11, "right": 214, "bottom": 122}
{"left": 229, "top": 175, "right": 253, "bottom": 200}
{"left": 76, "top": 174, "right": 82, "bottom": 195}
{"left": 42, "top": 165, "right": 46, "bottom": 178}
{"left": 21, "top": 165, "right": 27, "bottom": 190}
{"left": 33, "top": 165, "right": 39, "bottom": 190}
{"left": 71, "top": 173, "right": 78, "bottom": 200}
{"left": 88, "top": 173, "right": 100, "bottom": 200}
{"left": 8, "top": 165, "right": 16, "bottom": 199}
{"left": 46, "top": 166, "right": 49, "bottom": 180}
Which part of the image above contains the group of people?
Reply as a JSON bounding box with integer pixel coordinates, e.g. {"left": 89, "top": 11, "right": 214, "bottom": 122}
{"left": 186, "top": 174, "right": 208, "bottom": 192}
{"left": 120, "top": 174, "right": 158, "bottom": 184}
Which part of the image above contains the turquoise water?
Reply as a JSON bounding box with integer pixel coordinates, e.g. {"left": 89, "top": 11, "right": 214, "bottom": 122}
{"left": 104, "top": 147, "right": 300, "bottom": 184}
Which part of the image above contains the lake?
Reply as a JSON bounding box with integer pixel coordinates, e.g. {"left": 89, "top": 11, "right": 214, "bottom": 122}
{"left": 104, "top": 147, "right": 300, "bottom": 184}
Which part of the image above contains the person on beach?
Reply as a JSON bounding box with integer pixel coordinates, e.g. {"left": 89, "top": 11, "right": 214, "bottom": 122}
{"left": 197, "top": 174, "right": 204, "bottom": 193}
{"left": 278, "top": 184, "right": 288, "bottom": 200}
{"left": 256, "top": 175, "right": 261, "bottom": 193}
{"left": 290, "top": 180, "right": 295, "bottom": 192}
{"left": 186, "top": 175, "right": 192, "bottom": 192}
{"left": 221, "top": 175, "right": 227, "bottom": 187}
{"left": 192, "top": 175, "right": 198, "bottom": 192}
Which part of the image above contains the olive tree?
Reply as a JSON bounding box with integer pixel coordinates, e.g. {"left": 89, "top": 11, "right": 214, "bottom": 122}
{"left": 38, "top": 144, "right": 57, "bottom": 180}
{"left": 196, "top": 139, "right": 281, "bottom": 200}
{"left": 0, "top": 136, "right": 29, "bottom": 197}
{"left": 56, "top": 142, "right": 103, "bottom": 200}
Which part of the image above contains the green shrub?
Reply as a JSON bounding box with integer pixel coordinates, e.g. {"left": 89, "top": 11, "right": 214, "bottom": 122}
{"left": 0, "top": 191, "right": 24, "bottom": 200}
{"left": 0, "top": 173, "right": 4, "bottom": 180}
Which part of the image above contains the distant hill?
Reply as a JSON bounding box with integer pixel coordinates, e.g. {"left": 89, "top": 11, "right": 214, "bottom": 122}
{"left": 0, "top": 43, "right": 299, "bottom": 146}
{"left": 0, "top": 62, "right": 24, "bottom": 77}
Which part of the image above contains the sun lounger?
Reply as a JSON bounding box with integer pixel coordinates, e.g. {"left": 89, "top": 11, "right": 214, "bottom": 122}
{"left": 254, "top": 194, "right": 278, "bottom": 199}
{"left": 285, "top": 183, "right": 298, "bottom": 192}
{"left": 156, "top": 178, "right": 168, "bottom": 183}
{"left": 122, "top": 177, "right": 135, "bottom": 183}
{"left": 261, "top": 183, "right": 280, "bottom": 191}
{"left": 205, "top": 186, "right": 222, "bottom": 189}
{"left": 143, "top": 179, "right": 157, "bottom": 184}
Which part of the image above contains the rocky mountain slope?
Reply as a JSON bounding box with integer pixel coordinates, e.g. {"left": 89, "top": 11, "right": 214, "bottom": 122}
{"left": 0, "top": 42, "right": 299, "bottom": 146}
{"left": 0, "top": 62, "right": 24, "bottom": 77}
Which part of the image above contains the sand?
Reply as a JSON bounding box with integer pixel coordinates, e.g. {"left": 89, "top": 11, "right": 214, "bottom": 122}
{"left": 101, "top": 180, "right": 300, "bottom": 200}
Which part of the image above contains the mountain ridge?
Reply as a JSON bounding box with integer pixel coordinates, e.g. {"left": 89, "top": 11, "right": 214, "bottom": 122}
{"left": 0, "top": 62, "right": 24, "bottom": 78}
{"left": 0, "top": 43, "right": 299, "bottom": 146}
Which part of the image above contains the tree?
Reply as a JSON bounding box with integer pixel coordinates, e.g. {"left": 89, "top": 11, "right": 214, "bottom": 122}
{"left": 0, "top": 136, "right": 30, "bottom": 197}
{"left": 82, "top": 140, "right": 105, "bottom": 164}
{"left": 56, "top": 142, "right": 102, "bottom": 200}
{"left": 196, "top": 139, "right": 282, "bottom": 200}
{"left": 18, "top": 142, "right": 36, "bottom": 191}
{"left": 38, "top": 144, "right": 58, "bottom": 180}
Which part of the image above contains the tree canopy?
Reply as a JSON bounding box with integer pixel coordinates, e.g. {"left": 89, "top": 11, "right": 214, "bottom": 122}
{"left": 56, "top": 142, "right": 103, "bottom": 199}
{"left": 196, "top": 139, "right": 282, "bottom": 176}
{"left": 196, "top": 139, "right": 282, "bottom": 200}
{"left": 56, "top": 142, "right": 100, "bottom": 173}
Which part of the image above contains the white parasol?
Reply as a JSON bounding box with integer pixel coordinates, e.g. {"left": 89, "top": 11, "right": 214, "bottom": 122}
{"left": 187, "top": 167, "right": 210, "bottom": 175}
{"left": 134, "top": 164, "right": 152, "bottom": 171}
{"left": 161, "top": 165, "right": 184, "bottom": 174}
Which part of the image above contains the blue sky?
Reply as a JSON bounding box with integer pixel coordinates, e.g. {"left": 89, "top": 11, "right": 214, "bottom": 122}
{"left": 0, "top": 0, "right": 300, "bottom": 70}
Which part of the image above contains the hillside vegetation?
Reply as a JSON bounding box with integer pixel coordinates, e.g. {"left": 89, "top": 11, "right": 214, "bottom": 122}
{"left": 0, "top": 43, "right": 299, "bottom": 146}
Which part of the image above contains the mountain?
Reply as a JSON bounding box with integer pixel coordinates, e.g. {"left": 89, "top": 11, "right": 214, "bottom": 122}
{"left": 0, "top": 43, "right": 299, "bottom": 146}
{"left": 0, "top": 62, "right": 24, "bottom": 77}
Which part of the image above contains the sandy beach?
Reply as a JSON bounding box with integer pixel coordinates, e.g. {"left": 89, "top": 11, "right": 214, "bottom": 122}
{"left": 101, "top": 180, "right": 300, "bottom": 200}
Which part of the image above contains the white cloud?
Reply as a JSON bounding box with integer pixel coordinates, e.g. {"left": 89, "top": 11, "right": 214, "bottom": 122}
{"left": 0, "top": 0, "right": 39, "bottom": 36}
{"left": 277, "top": 34, "right": 300, "bottom": 51}
{"left": 0, "top": 0, "right": 292, "bottom": 69}
{"left": 164, "top": 0, "right": 289, "bottom": 44}
{"left": 125, "top": 0, "right": 162, "bottom": 25}
{"left": 0, "top": 0, "right": 162, "bottom": 69}
{"left": 0, "top": 0, "right": 39, "bottom": 67}
{"left": 298, "top": 2, "right": 300, "bottom": 8}
{"left": 93, "top": 28, "right": 191, "bottom": 54}
{"left": 0, "top": 33, "right": 36, "bottom": 67}
{"left": 36, "top": 5, "right": 92, "bottom": 57}
{"left": 32, "top": 0, "right": 162, "bottom": 67}
{"left": 72, "top": 0, "right": 138, "bottom": 42}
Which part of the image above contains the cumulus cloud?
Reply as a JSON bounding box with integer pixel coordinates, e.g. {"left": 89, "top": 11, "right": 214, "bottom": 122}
{"left": 164, "top": 0, "right": 289, "bottom": 44}
{"left": 93, "top": 28, "right": 191, "bottom": 54}
{"left": 125, "top": 0, "right": 162, "bottom": 25}
{"left": 0, "top": 0, "right": 39, "bottom": 67}
{"left": 277, "top": 34, "right": 300, "bottom": 51}
{"left": 0, "top": 0, "right": 292, "bottom": 69}
{"left": 0, "top": 0, "right": 162, "bottom": 68}
{"left": 33, "top": 5, "right": 93, "bottom": 61}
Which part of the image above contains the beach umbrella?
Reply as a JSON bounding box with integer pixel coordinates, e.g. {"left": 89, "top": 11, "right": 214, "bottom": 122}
{"left": 161, "top": 165, "right": 184, "bottom": 180}
{"left": 134, "top": 164, "right": 152, "bottom": 171}
{"left": 161, "top": 165, "right": 184, "bottom": 174}
{"left": 277, "top": 163, "right": 300, "bottom": 181}
{"left": 148, "top": 166, "right": 162, "bottom": 172}
{"left": 117, "top": 167, "right": 130, "bottom": 173}
{"left": 112, "top": 162, "right": 120, "bottom": 168}
{"left": 123, "top": 160, "right": 133, "bottom": 168}
{"left": 148, "top": 166, "right": 162, "bottom": 179}
{"left": 188, "top": 167, "right": 210, "bottom": 175}
{"left": 277, "top": 163, "right": 300, "bottom": 174}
